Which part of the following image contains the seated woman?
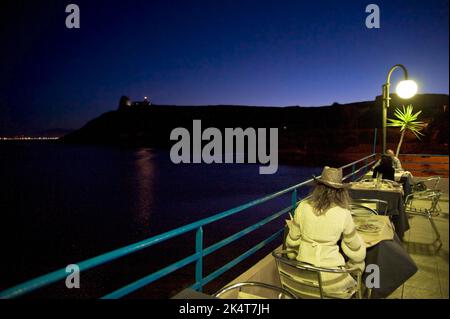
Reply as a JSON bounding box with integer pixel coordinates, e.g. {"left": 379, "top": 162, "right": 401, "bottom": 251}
{"left": 285, "top": 166, "right": 366, "bottom": 298}
{"left": 372, "top": 155, "right": 395, "bottom": 181}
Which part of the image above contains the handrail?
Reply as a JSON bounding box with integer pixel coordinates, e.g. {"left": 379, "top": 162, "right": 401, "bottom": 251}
{"left": 0, "top": 153, "right": 377, "bottom": 299}
{"left": 340, "top": 154, "right": 377, "bottom": 170}
{"left": 343, "top": 159, "right": 377, "bottom": 181}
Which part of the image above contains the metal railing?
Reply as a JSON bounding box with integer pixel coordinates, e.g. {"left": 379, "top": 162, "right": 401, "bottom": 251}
{"left": 0, "top": 154, "right": 377, "bottom": 299}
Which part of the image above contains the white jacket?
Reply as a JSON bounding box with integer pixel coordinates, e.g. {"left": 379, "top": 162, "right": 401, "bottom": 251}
{"left": 285, "top": 200, "right": 367, "bottom": 298}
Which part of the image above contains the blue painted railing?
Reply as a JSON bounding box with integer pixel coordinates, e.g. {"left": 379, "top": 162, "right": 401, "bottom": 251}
{"left": 0, "top": 153, "right": 377, "bottom": 299}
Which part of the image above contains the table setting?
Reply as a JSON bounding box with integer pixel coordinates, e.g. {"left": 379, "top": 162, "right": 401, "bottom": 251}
{"left": 363, "top": 170, "right": 413, "bottom": 197}
{"left": 349, "top": 178, "right": 404, "bottom": 194}
{"left": 352, "top": 215, "right": 395, "bottom": 248}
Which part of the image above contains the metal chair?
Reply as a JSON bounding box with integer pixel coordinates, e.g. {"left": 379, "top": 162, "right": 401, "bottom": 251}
{"left": 272, "top": 249, "right": 365, "bottom": 299}
{"left": 405, "top": 190, "right": 443, "bottom": 250}
{"left": 412, "top": 176, "right": 441, "bottom": 192}
{"left": 350, "top": 198, "right": 388, "bottom": 216}
{"left": 410, "top": 177, "right": 442, "bottom": 213}
{"left": 213, "top": 282, "right": 297, "bottom": 299}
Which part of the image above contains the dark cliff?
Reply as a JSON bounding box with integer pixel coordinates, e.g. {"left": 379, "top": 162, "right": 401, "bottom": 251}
{"left": 62, "top": 94, "right": 449, "bottom": 165}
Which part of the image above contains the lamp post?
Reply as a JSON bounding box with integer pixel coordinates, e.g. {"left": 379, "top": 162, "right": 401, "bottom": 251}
{"left": 381, "top": 64, "right": 418, "bottom": 153}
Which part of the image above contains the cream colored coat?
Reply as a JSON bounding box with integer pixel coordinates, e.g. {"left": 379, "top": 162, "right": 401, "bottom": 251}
{"left": 285, "top": 200, "right": 366, "bottom": 298}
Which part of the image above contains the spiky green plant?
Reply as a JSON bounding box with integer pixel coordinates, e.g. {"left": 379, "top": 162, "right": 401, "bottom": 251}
{"left": 387, "top": 105, "right": 425, "bottom": 157}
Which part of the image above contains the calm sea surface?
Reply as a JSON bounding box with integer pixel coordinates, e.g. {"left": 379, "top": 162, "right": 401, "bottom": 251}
{"left": 0, "top": 142, "right": 320, "bottom": 297}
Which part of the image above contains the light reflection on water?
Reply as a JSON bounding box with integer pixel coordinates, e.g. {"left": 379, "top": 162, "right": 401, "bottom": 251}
{"left": 133, "top": 148, "right": 157, "bottom": 229}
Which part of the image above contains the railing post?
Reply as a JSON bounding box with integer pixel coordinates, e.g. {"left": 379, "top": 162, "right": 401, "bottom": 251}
{"left": 291, "top": 189, "right": 298, "bottom": 215}
{"left": 195, "top": 227, "right": 204, "bottom": 292}
{"left": 352, "top": 164, "right": 356, "bottom": 181}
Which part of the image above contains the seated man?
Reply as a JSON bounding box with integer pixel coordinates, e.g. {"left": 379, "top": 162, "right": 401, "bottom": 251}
{"left": 372, "top": 155, "right": 395, "bottom": 181}
{"left": 386, "top": 149, "right": 403, "bottom": 171}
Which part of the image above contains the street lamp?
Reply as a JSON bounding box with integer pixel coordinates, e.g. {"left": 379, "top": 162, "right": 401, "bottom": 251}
{"left": 381, "top": 64, "right": 418, "bottom": 153}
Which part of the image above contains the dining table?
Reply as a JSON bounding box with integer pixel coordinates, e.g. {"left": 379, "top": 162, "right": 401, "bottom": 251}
{"left": 363, "top": 170, "right": 413, "bottom": 198}
{"left": 348, "top": 179, "right": 409, "bottom": 239}
{"left": 353, "top": 214, "right": 417, "bottom": 298}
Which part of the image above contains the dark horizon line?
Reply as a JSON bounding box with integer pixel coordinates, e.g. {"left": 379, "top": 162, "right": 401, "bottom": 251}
{"left": 125, "top": 92, "right": 450, "bottom": 108}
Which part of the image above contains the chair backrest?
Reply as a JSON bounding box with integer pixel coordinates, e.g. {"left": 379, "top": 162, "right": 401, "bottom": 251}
{"left": 272, "top": 250, "right": 362, "bottom": 299}
{"left": 413, "top": 176, "right": 441, "bottom": 192}
{"left": 426, "top": 177, "right": 441, "bottom": 191}
{"left": 405, "top": 190, "right": 442, "bottom": 214}
{"left": 213, "top": 282, "right": 297, "bottom": 299}
{"left": 351, "top": 198, "right": 388, "bottom": 216}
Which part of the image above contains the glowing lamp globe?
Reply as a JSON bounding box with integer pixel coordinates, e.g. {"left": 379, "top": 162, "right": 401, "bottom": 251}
{"left": 396, "top": 80, "right": 418, "bottom": 99}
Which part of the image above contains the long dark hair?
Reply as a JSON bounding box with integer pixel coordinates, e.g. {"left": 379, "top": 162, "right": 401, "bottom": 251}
{"left": 308, "top": 184, "right": 351, "bottom": 215}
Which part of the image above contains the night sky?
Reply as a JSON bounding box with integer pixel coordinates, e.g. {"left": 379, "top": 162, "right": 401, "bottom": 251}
{"left": 0, "top": 0, "right": 448, "bottom": 135}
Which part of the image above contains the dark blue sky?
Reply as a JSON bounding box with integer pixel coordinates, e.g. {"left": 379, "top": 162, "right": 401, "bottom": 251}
{"left": 0, "top": 0, "right": 448, "bottom": 134}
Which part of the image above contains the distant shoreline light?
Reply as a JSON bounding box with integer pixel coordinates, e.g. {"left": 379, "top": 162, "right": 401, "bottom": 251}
{"left": 0, "top": 137, "right": 60, "bottom": 141}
